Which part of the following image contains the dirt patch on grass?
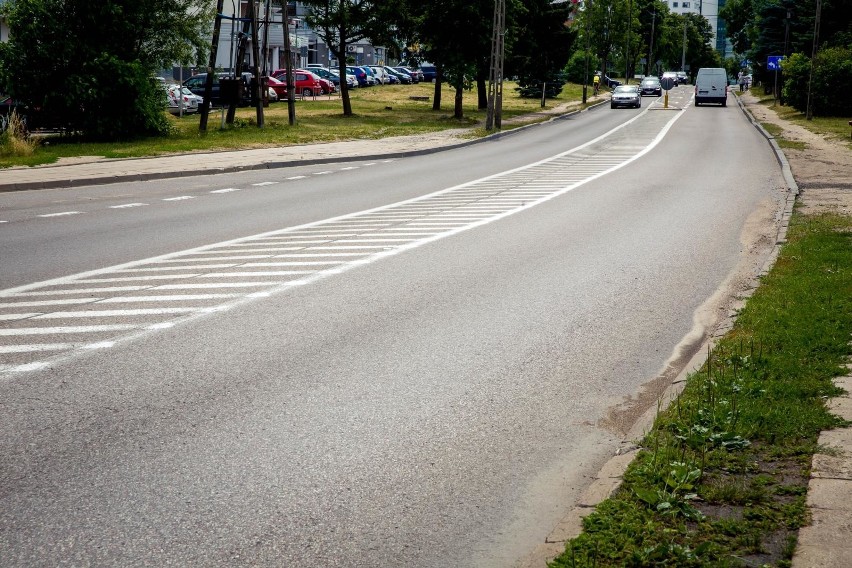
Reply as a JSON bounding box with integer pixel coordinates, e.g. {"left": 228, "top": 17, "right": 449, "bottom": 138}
{"left": 740, "top": 93, "right": 852, "bottom": 216}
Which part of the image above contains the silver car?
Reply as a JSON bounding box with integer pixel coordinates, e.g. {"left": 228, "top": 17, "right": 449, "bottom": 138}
{"left": 610, "top": 85, "right": 641, "bottom": 108}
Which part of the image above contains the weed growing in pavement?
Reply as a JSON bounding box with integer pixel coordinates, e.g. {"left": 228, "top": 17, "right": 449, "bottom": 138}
{"left": 551, "top": 213, "right": 852, "bottom": 567}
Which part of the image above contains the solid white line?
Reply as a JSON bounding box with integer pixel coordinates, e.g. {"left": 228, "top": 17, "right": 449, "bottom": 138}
{"left": 211, "top": 188, "right": 241, "bottom": 194}
{"left": 0, "top": 324, "right": 139, "bottom": 335}
{"left": 0, "top": 344, "right": 73, "bottom": 354}
{"left": 153, "top": 283, "right": 272, "bottom": 290}
{"left": 83, "top": 341, "right": 115, "bottom": 349}
{"left": 155, "top": 255, "right": 273, "bottom": 262}
{"left": 199, "top": 271, "right": 314, "bottom": 278}
{"left": 34, "top": 308, "right": 200, "bottom": 318}
{"left": 73, "top": 275, "right": 201, "bottom": 283}
{"left": 110, "top": 203, "right": 147, "bottom": 209}
{"left": 0, "top": 298, "right": 99, "bottom": 308}
{"left": 0, "top": 313, "right": 41, "bottom": 321}
{"left": 112, "top": 264, "right": 236, "bottom": 272}
{"left": 98, "top": 294, "right": 240, "bottom": 303}
{"left": 8, "top": 286, "right": 150, "bottom": 297}
{"left": 163, "top": 196, "right": 194, "bottom": 201}
{"left": 39, "top": 211, "right": 81, "bottom": 218}
{"left": 241, "top": 261, "right": 343, "bottom": 267}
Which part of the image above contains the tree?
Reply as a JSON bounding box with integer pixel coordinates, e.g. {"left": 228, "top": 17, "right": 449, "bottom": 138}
{"left": 302, "top": 0, "right": 393, "bottom": 117}
{"left": 0, "top": 0, "right": 213, "bottom": 140}
{"left": 507, "top": 0, "right": 575, "bottom": 98}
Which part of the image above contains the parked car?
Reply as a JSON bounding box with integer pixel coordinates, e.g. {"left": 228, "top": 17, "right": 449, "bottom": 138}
{"left": 346, "top": 65, "right": 369, "bottom": 87}
{"left": 639, "top": 76, "right": 662, "bottom": 96}
{"left": 359, "top": 66, "right": 378, "bottom": 86}
{"left": 183, "top": 73, "right": 252, "bottom": 106}
{"left": 297, "top": 69, "right": 335, "bottom": 94}
{"left": 661, "top": 71, "right": 680, "bottom": 86}
{"left": 610, "top": 85, "right": 641, "bottom": 108}
{"left": 270, "top": 69, "right": 323, "bottom": 97}
{"left": 694, "top": 67, "right": 728, "bottom": 106}
{"left": 334, "top": 70, "right": 358, "bottom": 89}
{"left": 308, "top": 67, "right": 340, "bottom": 87}
{"left": 368, "top": 65, "right": 392, "bottom": 85}
{"left": 166, "top": 84, "right": 199, "bottom": 114}
{"left": 420, "top": 64, "right": 437, "bottom": 82}
{"left": 383, "top": 66, "right": 411, "bottom": 84}
{"left": 266, "top": 75, "right": 289, "bottom": 99}
{"left": 602, "top": 74, "right": 621, "bottom": 88}
{"left": 393, "top": 66, "right": 419, "bottom": 83}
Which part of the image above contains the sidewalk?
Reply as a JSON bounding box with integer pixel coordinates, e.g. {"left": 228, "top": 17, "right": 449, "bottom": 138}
{"left": 0, "top": 99, "right": 590, "bottom": 193}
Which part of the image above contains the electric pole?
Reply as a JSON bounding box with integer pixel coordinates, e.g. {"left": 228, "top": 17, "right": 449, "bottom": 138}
{"left": 200, "top": 0, "right": 225, "bottom": 132}
{"left": 486, "top": 0, "right": 506, "bottom": 130}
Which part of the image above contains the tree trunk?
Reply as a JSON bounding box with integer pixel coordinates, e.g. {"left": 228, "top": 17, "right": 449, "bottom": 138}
{"left": 336, "top": 46, "right": 352, "bottom": 116}
{"left": 432, "top": 66, "right": 442, "bottom": 110}
{"left": 454, "top": 82, "right": 463, "bottom": 120}
{"left": 476, "top": 68, "right": 487, "bottom": 110}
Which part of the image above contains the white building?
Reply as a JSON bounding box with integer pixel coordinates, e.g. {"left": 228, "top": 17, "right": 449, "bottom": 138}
{"left": 666, "top": 0, "right": 729, "bottom": 58}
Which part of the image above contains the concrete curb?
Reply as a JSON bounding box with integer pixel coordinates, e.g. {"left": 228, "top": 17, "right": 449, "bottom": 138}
{"left": 518, "top": 93, "right": 801, "bottom": 568}
{"left": 0, "top": 102, "right": 603, "bottom": 193}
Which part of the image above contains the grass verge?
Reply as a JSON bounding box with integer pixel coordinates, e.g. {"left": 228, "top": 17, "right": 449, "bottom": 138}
{"left": 0, "top": 81, "right": 593, "bottom": 169}
{"left": 752, "top": 88, "right": 852, "bottom": 148}
{"left": 552, "top": 211, "right": 852, "bottom": 567}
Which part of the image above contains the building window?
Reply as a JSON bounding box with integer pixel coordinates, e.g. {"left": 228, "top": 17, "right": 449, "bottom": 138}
{"left": 682, "top": 1, "right": 690, "bottom": 6}
{"left": 672, "top": 1, "right": 678, "bottom": 6}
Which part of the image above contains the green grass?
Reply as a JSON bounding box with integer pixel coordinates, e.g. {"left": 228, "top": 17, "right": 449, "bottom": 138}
{"left": 752, "top": 88, "right": 852, "bottom": 149}
{"left": 2, "top": 81, "right": 590, "bottom": 169}
{"left": 552, "top": 211, "right": 852, "bottom": 567}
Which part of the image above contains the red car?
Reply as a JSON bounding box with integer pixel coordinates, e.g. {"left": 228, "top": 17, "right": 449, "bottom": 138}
{"left": 271, "top": 69, "right": 323, "bottom": 97}
{"left": 296, "top": 70, "right": 335, "bottom": 94}
{"left": 266, "top": 76, "right": 289, "bottom": 99}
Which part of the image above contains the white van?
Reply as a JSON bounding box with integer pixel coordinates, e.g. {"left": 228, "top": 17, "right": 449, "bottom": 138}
{"left": 694, "top": 67, "right": 728, "bottom": 106}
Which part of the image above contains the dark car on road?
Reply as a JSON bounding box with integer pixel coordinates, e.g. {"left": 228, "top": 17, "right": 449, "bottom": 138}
{"left": 639, "top": 76, "right": 662, "bottom": 96}
{"left": 420, "top": 64, "right": 437, "bottom": 82}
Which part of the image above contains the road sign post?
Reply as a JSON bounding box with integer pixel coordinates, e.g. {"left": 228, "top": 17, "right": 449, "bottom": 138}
{"left": 767, "top": 55, "right": 784, "bottom": 107}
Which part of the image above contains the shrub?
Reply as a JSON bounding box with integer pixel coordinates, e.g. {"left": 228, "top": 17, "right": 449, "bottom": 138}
{"left": 782, "top": 46, "right": 852, "bottom": 116}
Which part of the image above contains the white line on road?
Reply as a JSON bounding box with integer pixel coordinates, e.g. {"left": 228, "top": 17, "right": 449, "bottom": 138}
{"left": 252, "top": 182, "right": 276, "bottom": 186}
{"left": 0, "top": 298, "right": 100, "bottom": 308}
{"left": 38, "top": 211, "right": 81, "bottom": 218}
{"left": 286, "top": 175, "right": 306, "bottom": 180}
{"left": 163, "top": 196, "right": 194, "bottom": 201}
{"left": 98, "top": 294, "right": 240, "bottom": 303}
{"left": 34, "top": 308, "right": 200, "bottom": 318}
{"left": 0, "top": 313, "right": 41, "bottom": 321}
{"left": 0, "top": 344, "right": 74, "bottom": 354}
{"left": 0, "top": 324, "right": 139, "bottom": 336}
{"left": 211, "top": 188, "right": 242, "bottom": 194}
{"left": 110, "top": 203, "right": 148, "bottom": 209}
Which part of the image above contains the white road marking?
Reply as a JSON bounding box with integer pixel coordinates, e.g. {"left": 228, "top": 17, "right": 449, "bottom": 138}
{"left": 0, "top": 325, "right": 139, "bottom": 335}
{"left": 72, "top": 275, "right": 201, "bottom": 283}
{"left": 287, "top": 175, "right": 306, "bottom": 180}
{"left": 199, "top": 271, "right": 314, "bottom": 278}
{"left": 211, "top": 188, "right": 241, "bottom": 194}
{"left": 313, "top": 171, "right": 332, "bottom": 175}
{"left": 0, "top": 344, "right": 73, "bottom": 354}
{"left": 163, "top": 196, "right": 194, "bottom": 201}
{"left": 34, "top": 308, "right": 200, "bottom": 318}
{"left": 112, "top": 264, "right": 237, "bottom": 272}
{"left": 154, "top": 283, "right": 272, "bottom": 290}
{"left": 38, "top": 211, "right": 81, "bottom": 218}
{"left": 241, "top": 261, "right": 344, "bottom": 267}
{"left": 83, "top": 341, "right": 115, "bottom": 349}
{"left": 0, "top": 298, "right": 100, "bottom": 308}
{"left": 110, "top": 203, "right": 148, "bottom": 209}
{"left": 252, "top": 182, "right": 276, "bottom": 186}
{"left": 0, "top": 313, "right": 41, "bottom": 321}
{"left": 98, "top": 294, "right": 240, "bottom": 303}
{"left": 8, "top": 286, "right": 149, "bottom": 297}
{"left": 339, "top": 166, "right": 359, "bottom": 171}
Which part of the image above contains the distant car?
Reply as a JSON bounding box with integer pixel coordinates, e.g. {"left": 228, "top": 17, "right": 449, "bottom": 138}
{"left": 676, "top": 71, "right": 689, "bottom": 85}
{"left": 266, "top": 75, "right": 289, "bottom": 99}
{"left": 346, "top": 66, "right": 369, "bottom": 87}
{"left": 639, "top": 76, "right": 662, "bottom": 96}
{"left": 270, "top": 69, "right": 323, "bottom": 96}
{"left": 661, "top": 71, "right": 679, "bottom": 86}
{"left": 384, "top": 66, "right": 411, "bottom": 84}
{"left": 308, "top": 67, "right": 341, "bottom": 87}
{"left": 166, "top": 84, "right": 198, "bottom": 114}
{"left": 420, "top": 64, "right": 437, "bottom": 82}
{"left": 367, "top": 65, "right": 392, "bottom": 85}
{"left": 183, "top": 73, "right": 252, "bottom": 106}
{"left": 393, "top": 67, "right": 419, "bottom": 83}
{"left": 296, "top": 70, "right": 335, "bottom": 94}
{"left": 359, "top": 66, "right": 378, "bottom": 86}
{"left": 602, "top": 74, "right": 621, "bottom": 88}
{"left": 610, "top": 85, "right": 641, "bottom": 108}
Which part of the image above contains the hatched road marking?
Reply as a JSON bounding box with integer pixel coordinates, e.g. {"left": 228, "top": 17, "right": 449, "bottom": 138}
{"left": 0, "top": 106, "right": 688, "bottom": 374}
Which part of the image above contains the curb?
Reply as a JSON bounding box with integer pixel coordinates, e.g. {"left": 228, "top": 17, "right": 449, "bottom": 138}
{"left": 0, "top": 102, "right": 601, "bottom": 193}
{"left": 518, "top": 93, "right": 801, "bottom": 568}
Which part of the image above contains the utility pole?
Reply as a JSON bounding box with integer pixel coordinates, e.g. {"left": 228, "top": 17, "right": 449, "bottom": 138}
{"left": 486, "top": 0, "right": 506, "bottom": 130}
{"left": 200, "top": 0, "right": 225, "bottom": 132}
{"left": 582, "top": 0, "right": 592, "bottom": 103}
{"left": 247, "top": 0, "right": 264, "bottom": 128}
{"left": 282, "top": 1, "right": 296, "bottom": 125}
{"left": 648, "top": 5, "right": 656, "bottom": 76}
{"left": 806, "top": 0, "right": 821, "bottom": 120}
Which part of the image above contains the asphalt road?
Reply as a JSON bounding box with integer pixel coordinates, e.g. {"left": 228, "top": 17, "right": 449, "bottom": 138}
{"left": 0, "top": 88, "right": 788, "bottom": 566}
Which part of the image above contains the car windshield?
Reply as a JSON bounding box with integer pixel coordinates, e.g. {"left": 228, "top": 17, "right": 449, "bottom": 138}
{"left": 642, "top": 78, "right": 660, "bottom": 84}
{"left": 614, "top": 86, "right": 637, "bottom": 93}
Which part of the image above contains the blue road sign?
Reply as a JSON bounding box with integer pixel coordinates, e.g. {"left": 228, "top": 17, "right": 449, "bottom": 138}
{"left": 767, "top": 56, "right": 784, "bottom": 71}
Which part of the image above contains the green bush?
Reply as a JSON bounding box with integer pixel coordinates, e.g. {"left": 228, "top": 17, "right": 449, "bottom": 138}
{"left": 782, "top": 46, "right": 852, "bottom": 116}
{"left": 564, "top": 50, "right": 596, "bottom": 84}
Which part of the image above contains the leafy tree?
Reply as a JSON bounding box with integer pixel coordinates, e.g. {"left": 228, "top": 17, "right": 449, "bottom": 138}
{"left": 507, "top": 0, "right": 575, "bottom": 98}
{"left": 0, "top": 0, "right": 212, "bottom": 140}
{"left": 782, "top": 47, "right": 852, "bottom": 115}
{"left": 302, "top": 0, "right": 390, "bottom": 117}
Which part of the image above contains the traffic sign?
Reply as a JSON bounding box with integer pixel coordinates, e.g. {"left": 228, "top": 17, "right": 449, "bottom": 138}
{"left": 767, "top": 56, "right": 784, "bottom": 71}
{"left": 660, "top": 76, "right": 675, "bottom": 90}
